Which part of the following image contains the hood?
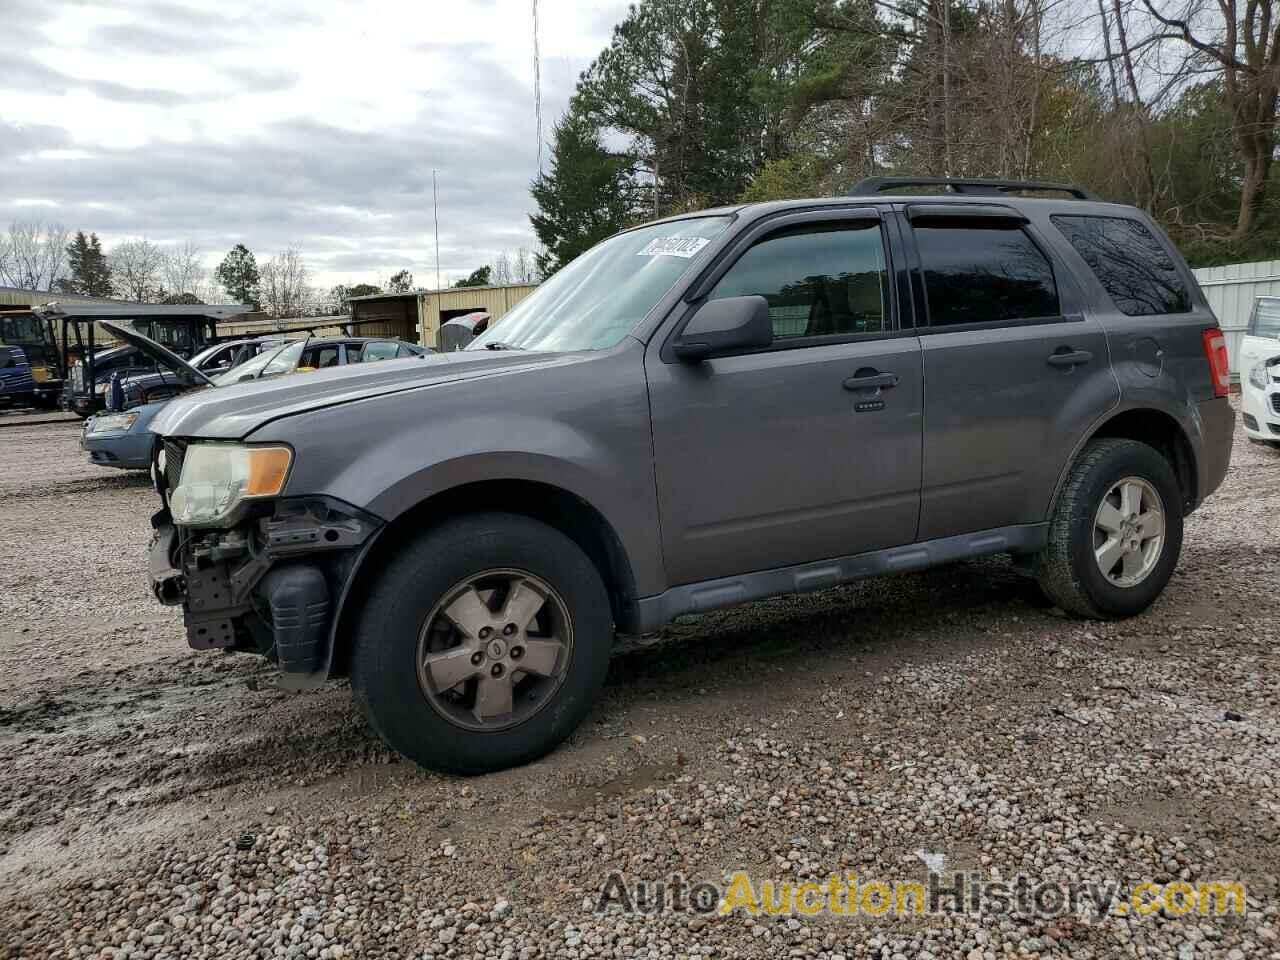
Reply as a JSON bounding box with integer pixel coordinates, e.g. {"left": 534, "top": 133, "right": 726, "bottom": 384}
{"left": 99, "top": 320, "right": 215, "bottom": 386}
{"left": 149, "top": 348, "right": 587, "bottom": 439}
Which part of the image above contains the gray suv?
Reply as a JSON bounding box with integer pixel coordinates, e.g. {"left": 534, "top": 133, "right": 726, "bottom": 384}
{"left": 145, "top": 177, "right": 1234, "bottom": 774}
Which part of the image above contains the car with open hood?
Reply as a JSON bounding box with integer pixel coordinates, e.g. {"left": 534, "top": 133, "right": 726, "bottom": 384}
{"left": 108, "top": 336, "right": 290, "bottom": 410}
{"left": 142, "top": 178, "right": 1234, "bottom": 776}
{"left": 82, "top": 323, "right": 430, "bottom": 470}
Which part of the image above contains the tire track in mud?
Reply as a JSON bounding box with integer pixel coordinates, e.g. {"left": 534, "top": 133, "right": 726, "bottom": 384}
{"left": 0, "top": 650, "right": 378, "bottom": 843}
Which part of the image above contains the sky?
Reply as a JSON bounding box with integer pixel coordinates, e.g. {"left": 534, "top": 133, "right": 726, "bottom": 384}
{"left": 1, "top": 0, "right": 630, "bottom": 291}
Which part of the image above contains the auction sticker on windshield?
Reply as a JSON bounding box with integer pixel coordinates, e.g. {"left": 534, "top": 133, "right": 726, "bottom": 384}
{"left": 637, "top": 236, "right": 712, "bottom": 258}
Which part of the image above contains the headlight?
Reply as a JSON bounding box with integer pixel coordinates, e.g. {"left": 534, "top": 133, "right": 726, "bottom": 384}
{"left": 1249, "top": 362, "right": 1271, "bottom": 389}
{"left": 86, "top": 411, "right": 138, "bottom": 435}
{"left": 169, "top": 443, "right": 293, "bottom": 526}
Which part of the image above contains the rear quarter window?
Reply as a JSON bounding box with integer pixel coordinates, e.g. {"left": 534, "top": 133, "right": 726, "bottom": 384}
{"left": 1052, "top": 214, "right": 1191, "bottom": 316}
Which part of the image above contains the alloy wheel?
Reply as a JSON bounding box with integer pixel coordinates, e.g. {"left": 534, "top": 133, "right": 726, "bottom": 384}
{"left": 1093, "top": 476, "right": 1165, "bottom": 587}
{"left": 416, "top": 568, "right": 573, "bottom": 732}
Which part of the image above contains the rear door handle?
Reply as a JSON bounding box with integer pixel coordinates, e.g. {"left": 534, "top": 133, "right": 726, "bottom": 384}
{"left": 843, "top": 370, "right": 899, "bottom": 391}
{"left": 1047, "top": 348, "right": 1093, "bottom": 368}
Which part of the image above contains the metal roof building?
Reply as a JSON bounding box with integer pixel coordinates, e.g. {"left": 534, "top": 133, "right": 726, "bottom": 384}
{"left": 0, "top": 285, "right": 136, "bottom": 309}
{"left": 349, "top": 283, "right": 538, "bottom": 348}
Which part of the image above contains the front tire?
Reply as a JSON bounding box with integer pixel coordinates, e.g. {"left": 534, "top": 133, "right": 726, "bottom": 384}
{"left": 1035, "top": 438, "right": 1183, "bottom": 619}
{"left": 349, "top": 513, "right": 613, "bottom": 775}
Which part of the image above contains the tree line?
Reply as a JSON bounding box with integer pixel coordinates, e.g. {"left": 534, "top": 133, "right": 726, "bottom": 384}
{"left": 1, "top": 221, "right": 540, "bottom": 319}
{"left": 530, "top": 0, "right": 1280, "bottom": 273}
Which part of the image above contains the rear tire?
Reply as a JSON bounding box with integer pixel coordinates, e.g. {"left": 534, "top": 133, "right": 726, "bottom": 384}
{"left": 1034, "top": 438, "right": 1183, "bottom": 619}
{"left": 349, "top": 512, "right": 613, "bottom": 775}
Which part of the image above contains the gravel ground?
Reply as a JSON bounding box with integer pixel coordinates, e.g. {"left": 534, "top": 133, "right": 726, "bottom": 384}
{"left": 0, "top": 406, "right": 1277, "bottom": 959}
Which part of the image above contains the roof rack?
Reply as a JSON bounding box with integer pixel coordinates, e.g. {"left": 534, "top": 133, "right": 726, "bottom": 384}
{"left": 848, "top": 176, "right": 1098, "bottom": 200}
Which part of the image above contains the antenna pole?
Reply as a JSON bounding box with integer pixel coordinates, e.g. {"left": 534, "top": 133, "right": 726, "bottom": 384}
{"left": 533, "top": 0, "right": 543, "bottom": 174}
{"left": 433, "top": 169, "right": 441, "bottom": 291}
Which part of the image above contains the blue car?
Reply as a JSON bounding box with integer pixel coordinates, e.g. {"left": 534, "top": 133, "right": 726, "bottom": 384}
{"left": 0, "top": 344, "right": 35, "bottom": 406}
{"left": 80, "top": 399, "right": 168, "bottom": 469}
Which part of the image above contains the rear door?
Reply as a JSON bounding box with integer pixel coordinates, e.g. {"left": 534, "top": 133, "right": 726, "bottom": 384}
{"left": 646, "top": 208, "right": 924, "bottom": 585}
{"left": 901, "top": 204, "right": 1120, "bottom": 540}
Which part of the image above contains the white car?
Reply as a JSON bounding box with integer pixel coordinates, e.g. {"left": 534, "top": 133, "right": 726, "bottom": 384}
{"left": 1240, "top": 296, "right": 1280, "bottom": 446}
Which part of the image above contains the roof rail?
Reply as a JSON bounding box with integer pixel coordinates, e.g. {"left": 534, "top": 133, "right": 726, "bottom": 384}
{"left": 848, "top": 176, "right": 1098, "bottom": 201}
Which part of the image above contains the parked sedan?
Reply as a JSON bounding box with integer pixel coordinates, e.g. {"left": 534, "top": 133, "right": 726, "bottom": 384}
{"left": 1240, "top": 296, "right": 1280, "bottom": 446}
{"left": 82, "top": 335, "right": 432, "bottom": 470}
{"left": 111, "top": 337, "right": 289, "bottom": 410}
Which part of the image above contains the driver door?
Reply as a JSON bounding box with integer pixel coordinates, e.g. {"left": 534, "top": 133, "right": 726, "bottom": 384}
{"left": 645, "top": 211, "right": 923, "bottom": 586}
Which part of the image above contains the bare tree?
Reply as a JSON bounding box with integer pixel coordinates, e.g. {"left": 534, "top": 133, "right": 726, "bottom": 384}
{"left": 161, "top": 241, "right": 205, "bottom": 300}
{"left": 513, "top": 248, "right": 537, "bottom": 283}
{"left": 110, "top": 239, "right": 165, "bottom": 302}
{"left": 259, "top": 247, "right": 310, "bottom": 320}
{"left": 492, "top": 252, "right": 513, "bottom": 285}
{"left": 0, "top": 221, "right": 69, "bottom": 290}
{"left": 1136, "top": 0, "right": 1280, "bottom": 238}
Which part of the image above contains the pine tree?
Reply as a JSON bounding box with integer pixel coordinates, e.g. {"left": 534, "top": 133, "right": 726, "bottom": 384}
{"left": 59, "top": 231, "right": 113, "bottom": 297}
{"left": 215, "top": 244, "right": 261, "bottom": 307}
{"left": 529, "top": 107, "right": 639, "bottom": 276}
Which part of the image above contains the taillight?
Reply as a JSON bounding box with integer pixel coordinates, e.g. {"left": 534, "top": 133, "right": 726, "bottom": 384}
{"left": 1202, "top": 328, "right": 1230, "bottom": 398}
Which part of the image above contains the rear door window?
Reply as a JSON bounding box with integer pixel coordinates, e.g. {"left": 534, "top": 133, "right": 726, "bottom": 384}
{"left": 912, "top": 222, "right": 1060, "bottom": 327}
{"left": 1052, "top": 215, "right": 1191, "bottom": 316}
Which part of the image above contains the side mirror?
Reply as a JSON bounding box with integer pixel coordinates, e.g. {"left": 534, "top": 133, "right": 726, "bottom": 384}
{"left": 671, "top": 295, "right": 772, "bottom": 363}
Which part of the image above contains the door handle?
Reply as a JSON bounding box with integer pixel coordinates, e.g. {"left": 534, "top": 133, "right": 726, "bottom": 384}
{"left": 843, "top": 370, "right": 899, "bottom": 391}
{"left": 1047, "top": 348, "right": 1093, "bottom": 368}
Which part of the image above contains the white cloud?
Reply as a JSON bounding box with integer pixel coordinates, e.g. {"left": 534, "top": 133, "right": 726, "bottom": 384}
{"left": 1, "top": 0, "right": 630, "bottom": 287}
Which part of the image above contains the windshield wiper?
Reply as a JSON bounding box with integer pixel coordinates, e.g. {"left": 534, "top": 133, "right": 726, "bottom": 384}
{"left": 483, "top": 341, "right": 522, "bottom": 351}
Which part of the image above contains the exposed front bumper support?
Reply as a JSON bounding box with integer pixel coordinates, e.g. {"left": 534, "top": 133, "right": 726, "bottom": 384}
{"left": 148, "top": 522, "right": 186, "bottom": 605}
{"left": 147, "top": 498, "right": 381, "bottom": 680}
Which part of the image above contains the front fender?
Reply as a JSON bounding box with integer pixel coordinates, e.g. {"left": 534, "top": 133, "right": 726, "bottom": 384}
{"left": 244, "top": 344, "right": 665, "bottom": 596}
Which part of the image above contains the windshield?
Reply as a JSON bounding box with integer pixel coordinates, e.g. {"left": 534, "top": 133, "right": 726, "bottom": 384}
{"left": 213, "top": 340, "right": 300, "bottom": 384}
{"left": 467, "top": 216, "right": 731, "bottom": 352}
{"left": 0, "top": 315, "right": 42, "bottom": 342}
{"left": 188, "top": 342, "right": 226, "bottom": 367}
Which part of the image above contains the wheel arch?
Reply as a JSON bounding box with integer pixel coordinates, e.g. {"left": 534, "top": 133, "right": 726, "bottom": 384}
{"left": 326, "top": 478, "right": 640, "bottom": 679}
{"left": 1054, "top": 407, "right": 1197, "bottom": 515}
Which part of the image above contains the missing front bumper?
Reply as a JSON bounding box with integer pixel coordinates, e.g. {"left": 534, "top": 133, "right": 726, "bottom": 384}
{"left": 147, "top": 498, "right": 381, "bottom": 671}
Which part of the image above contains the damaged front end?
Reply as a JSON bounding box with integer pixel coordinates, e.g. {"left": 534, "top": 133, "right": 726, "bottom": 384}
{"left": 148, "top": 440, "right": 382, "bottom": 689}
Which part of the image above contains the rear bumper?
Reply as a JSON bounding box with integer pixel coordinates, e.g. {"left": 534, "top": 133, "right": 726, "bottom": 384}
{"left": 1197, "top": 396, "right": 1235, "bottom": 502}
